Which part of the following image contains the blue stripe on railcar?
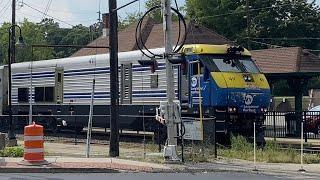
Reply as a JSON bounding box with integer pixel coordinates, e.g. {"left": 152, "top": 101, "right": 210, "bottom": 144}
{"left": 12, "top": 63, "right": 167, "bottom": 80}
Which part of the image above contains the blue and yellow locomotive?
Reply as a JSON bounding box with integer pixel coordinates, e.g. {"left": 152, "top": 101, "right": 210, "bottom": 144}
{"left": 179, "top": 44, "right": 271, "bottom": 143}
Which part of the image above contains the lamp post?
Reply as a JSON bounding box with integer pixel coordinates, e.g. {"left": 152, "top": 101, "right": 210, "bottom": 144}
{"left": 7, "top": 24, "right": 26, "bottom": 145}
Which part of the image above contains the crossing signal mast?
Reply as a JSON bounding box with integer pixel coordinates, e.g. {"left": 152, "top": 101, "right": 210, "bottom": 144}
{"left": 161, "top": 0, "right": 179, "bottom": 162}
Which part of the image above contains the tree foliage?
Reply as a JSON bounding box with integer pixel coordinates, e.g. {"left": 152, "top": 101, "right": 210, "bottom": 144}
{"left": 0, "top": 18, "right": 101, "bottom": 64}
{"left": 186, "top": 0, "right": 320, "bottom": 50}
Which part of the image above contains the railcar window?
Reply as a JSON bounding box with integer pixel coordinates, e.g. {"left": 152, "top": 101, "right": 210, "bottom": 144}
{"left": 35, "top": 87, "right": 44, "bottom": 102}
{"left": 45, "top": 87, "right": 54, "bottom": 102}
{"left": 18, "top": 88, "right": 29, "bottom": 102}
{"left": 35, "top": 87, "right": 55, "bottom": 102}
{"left": 57, "top": 73, "right": 62, "bottom": 83}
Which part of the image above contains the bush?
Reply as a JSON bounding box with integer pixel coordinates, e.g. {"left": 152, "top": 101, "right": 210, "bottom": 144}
{"left": 0, "top": 146, "right": 24, "bottom": 157}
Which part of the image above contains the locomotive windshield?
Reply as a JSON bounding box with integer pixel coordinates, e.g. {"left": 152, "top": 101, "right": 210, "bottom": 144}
{"left": 200, "top": 55, "right": 260, "bottom": 73}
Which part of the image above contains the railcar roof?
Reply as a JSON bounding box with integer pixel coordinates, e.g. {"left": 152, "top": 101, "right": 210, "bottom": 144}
{"left": 7, "top": 48, "right": 165, "bottom": 69}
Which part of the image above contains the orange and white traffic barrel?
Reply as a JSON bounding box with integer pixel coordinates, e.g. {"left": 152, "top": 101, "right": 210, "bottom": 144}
{"left": 23, "top": 122, "right": 45, "bottom": 162}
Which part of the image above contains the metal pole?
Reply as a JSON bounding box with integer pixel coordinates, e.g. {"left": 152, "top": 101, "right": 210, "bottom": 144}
{"left": 73, "top": 111, "right": 77, "bottom": 145}
{"left": 109, "top": 0, "right": 119, "bottom": 157}
{"left": 246, "top": 0, "right": 251, "bottom": 50}
{"left": 86, "top": 79, "right": 95, "bottom": 158}
{"left": 299, "top": 120, "right": 305, "bottom": 171}
{"left": 7, "top": 0, "right": 17, "bottom": 144}
{"left": 162, "top": 0, "right": 178, "bottom": 161}
{"left": 29, "top": 48, "right": 33, "bottom": 125}
{"left": 197, "top": 63, "right": 204, "bottom": 141}
{"left": 273, "top": 111, "right": 276, "bottom": 141}
{"left": 213, "top": 118, "right": 217, "bottom": 158}
{"left": 253, "top": 121, "right": 257, "bottom": 171}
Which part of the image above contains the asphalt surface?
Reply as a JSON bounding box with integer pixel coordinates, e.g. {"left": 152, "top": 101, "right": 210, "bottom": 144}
{"left": 0, "top": 173, "right": 291, "bottom": 180}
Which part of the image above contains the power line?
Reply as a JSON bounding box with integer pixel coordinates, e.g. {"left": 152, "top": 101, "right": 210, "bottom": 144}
{"left": 196, "top": 3, "right": 292, "bottom": 20}
{"left": 252, "top": 37, "right": 320, "bottom": 40}
{"left": 24, "top": 1, "right": 94, "bottom": 14}
{"left": 42, "top": 0, "right": 52, "bottom": 20}
{"left": 250, "top": 40, "right": 283, "bottom": 48}
{"left": 16, "top": 11, "right": 96, "bottom": 23}
{"left": 0, "top": 0, "right": 11, "bottom": 19}
{"left": 22, "top": 2, "right": 74, "bottom": 27}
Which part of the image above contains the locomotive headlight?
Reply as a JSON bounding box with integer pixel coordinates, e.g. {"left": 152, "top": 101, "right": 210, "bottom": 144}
{"left": 248, "top": 76, "right": 252, "bottom": 81}
{"left": 260, "top": 108, "right": 268, "bottom": 113}
{"left": 228, "top": 107, "right": 237, "bottom": 113}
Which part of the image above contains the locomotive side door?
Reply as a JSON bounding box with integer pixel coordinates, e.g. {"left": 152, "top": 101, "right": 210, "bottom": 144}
{"left": 189, "top": 61, "right": 203, "bottom": 107}
{"left": 55, "top": 67, "right": 64, "bottom": 103}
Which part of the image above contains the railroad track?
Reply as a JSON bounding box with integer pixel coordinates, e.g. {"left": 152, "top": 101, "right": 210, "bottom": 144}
{"left": 2, "top": 128, "right": 156, "bottom": 145}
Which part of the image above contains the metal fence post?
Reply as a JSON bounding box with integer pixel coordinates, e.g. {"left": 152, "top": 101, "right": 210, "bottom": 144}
{"left": 303, "top": 111, "right": 308, "bottom": 142}
{"left": 253, "top": 121, "right": 257, "bottom": 171}
{"left": 299, "top": 120, "right": 305, "bottom": 172}
{"left": 273, "top": 111, "right": 276, "bottom": 141}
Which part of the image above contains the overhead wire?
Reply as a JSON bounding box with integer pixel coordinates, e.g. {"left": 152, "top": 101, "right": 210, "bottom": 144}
{"left": 195, "top": 3, "right": 294, "bottom": 20}
{"left": 23, "top": 1, "right": 94, "bottom": 14}
{"left": 42, "top": 0, "right": 52, "bottom": 20}
{"left": 16, "top": 11, "right": 95, "bottom": 23}
{"left": 22, "top": 2, "right": 74, "bottom": 27}
{"left": 251, "top": 37, "right": 320, "bottom": 40}
{"left": 0, "top": 0, "right": 11, "bottom": 19}
{"left": 249, "top": 40, "right": 283, "bottom": 48}
{"left": 135, "top": 5, "right": 187, "bottom": 58}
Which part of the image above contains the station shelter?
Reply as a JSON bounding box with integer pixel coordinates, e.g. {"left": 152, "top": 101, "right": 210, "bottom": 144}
{"left": 251, "top": 47, "right": 320, "bottom": 134}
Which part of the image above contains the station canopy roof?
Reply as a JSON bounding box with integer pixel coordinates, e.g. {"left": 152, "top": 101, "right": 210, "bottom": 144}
{"left": 251, "top": 47, "right": 320, "bottom": 80}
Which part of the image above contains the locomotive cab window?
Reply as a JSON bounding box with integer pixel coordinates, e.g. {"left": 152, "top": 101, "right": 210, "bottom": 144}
{"left": 191, "top": 62, "right": 204, "bottom": 75}
{"left": 18, "top": 88, "right": 29, "bottom": 102}
{"left": 35, "top": 87, "right": 55, "bottom": 102}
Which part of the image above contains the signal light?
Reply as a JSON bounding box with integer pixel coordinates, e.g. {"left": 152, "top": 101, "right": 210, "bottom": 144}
{"left": 168, "top": 54, "right": 187, "bottom": 75}
{"left": 138, "top": 59, "right": 158, "bottom": 73}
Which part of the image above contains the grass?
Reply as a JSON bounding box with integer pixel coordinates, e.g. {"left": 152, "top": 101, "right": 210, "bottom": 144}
{"left": 0, "top": 146, "right": 24, "bottom": 157}
{"left": 217, "top": 136, "right": 320, "bottom": 164}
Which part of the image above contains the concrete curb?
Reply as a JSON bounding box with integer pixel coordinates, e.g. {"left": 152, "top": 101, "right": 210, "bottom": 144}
{"left": 0, "top": 167, "right": 119, "bottom": 173}
{"left": 163, "top": 165, "right": 320, "bottom": 177}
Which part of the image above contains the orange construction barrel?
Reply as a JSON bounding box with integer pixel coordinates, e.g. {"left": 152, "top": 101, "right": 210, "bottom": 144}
{"left": 24, "top": 122, "right": 44, "bottom": 162}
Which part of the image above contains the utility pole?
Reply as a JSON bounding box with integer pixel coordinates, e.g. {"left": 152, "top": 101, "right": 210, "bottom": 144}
{"left": 108, "top": 0, "right": 119, "bottom": 157}
{"left": 7, "top": 0, "right": 17, "bottom": 146}
{"left": 162, "top": 0, "right": 179, "bottom": 161}
{"left": 246, "top": 0, "right": 251, "bottom": 50}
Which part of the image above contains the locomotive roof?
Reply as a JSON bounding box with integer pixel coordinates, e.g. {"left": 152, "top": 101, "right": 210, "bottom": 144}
{"left": 181, "top": 44, "right": 251, "bottom": 56}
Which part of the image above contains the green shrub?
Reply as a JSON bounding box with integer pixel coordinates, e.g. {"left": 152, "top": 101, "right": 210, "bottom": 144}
{"left": 217, "top": 136, "right": 320, "bottom": 164}
{"left": 0, "top": 146, "right": 24, "bottom": 157}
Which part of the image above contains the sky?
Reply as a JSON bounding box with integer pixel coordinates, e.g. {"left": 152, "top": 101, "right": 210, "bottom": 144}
{"left": 0, "top": 0, "right": 319, "bottom": 28}
{"left": 0, "top": 0, "right": 185, "bottom": 27}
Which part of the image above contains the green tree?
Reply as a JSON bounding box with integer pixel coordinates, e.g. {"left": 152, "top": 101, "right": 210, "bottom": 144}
{"left": 0, "top": 19, "right": 54, "bottom": 64}
{"left": 39, "top": 18, "right": 100, "bottom": 58}
{"left": 119, "top": 11, "right": 143, "bottom": 30}
{"left": 145, "top": 0, "right": 162, "bottom": 23}
{"left": 186, "top": 0, "right": 320, "bottom": 50}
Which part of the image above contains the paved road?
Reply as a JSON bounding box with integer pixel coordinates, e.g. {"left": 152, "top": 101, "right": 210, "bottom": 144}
{"left": 0, "top": 173, "right": 290, "bottom": 180}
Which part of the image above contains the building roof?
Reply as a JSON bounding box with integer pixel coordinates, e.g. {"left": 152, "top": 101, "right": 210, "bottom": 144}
{"left": 251, "top": 47, "right": 320, "bottom": 74}
{"left": 71, "top": 19, "right": 233, "bottom": 57}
